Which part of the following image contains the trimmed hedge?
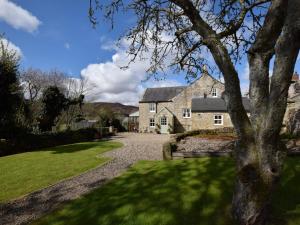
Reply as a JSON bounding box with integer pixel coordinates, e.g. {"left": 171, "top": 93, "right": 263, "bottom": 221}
{"left": 0, "top": 128, "right": 103, "bottom": 157}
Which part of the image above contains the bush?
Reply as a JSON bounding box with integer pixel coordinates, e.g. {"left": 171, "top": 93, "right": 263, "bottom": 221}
{"left": 0, "top": 128, "right": 101, "bottom": 157}
{"left": 280, "top": 132, "right": 300, "bottom": 140}
{"left": 162, "top": 141, "right": 177, "bottom": 160}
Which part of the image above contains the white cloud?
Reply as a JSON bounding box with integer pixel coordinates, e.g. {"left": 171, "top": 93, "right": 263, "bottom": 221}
{"left": 81, "top": 37, "right": 183, "bottom": 105}
{"left": 64, "top": 42, "right": 70, "bottom": 49}
{"left": 0, "top": 38, "right": 22, "bottom": 57}
{"left": 0, "top": 0, "right": 41, "bottom": 33}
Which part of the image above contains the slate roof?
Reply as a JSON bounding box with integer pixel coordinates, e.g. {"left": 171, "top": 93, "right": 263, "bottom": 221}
{"left": 129, "top": 111, "right": 139, "bottom": 117}
{"left": 140, "top": 86, "right": 186, "bottom": 102}
{"left": 192, "top": 97, "right": 250, "bottom": 112}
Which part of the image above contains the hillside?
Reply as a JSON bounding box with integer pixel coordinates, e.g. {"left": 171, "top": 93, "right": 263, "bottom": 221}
{"left": 82, "top": 102, "right": 138, "bottom": 120}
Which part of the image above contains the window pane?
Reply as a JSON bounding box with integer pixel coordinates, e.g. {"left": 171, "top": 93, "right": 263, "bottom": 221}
{"left": 214, "top": 115, "right": 223, "bottom": 125}
{"left": 183, "top": 108, "right": 191, "bottom": 118}
{"left": 149, "top": 103, "right": 156, "bottom": 112}
{"left": 160, "top": 117, "right": 167, "bottom": 125}
{"left": 149, "top": 118, "right": 155, "bottom": 127}
{"left": 212, "top": 88, "right": 217, "bottom": 97}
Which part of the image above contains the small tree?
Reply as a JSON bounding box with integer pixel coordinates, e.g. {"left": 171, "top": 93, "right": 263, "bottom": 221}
{"left": 39, "top": 86, "right": 68, "bottom": 132}
{"left": 0, "top": 39, "right": 23, "bottom": 138}
{"left": 39, "top": 86, "right": 85, "bottom": 132}
{"left": 58, "top": 76, "right": 87, "bottom": 128}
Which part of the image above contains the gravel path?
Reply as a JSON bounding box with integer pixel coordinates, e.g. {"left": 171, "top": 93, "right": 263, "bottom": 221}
{"left": 177, "top": 136, "right": 234, "bottom": 152}
{"left": 0, "top": 133, "right": 170, "bottom": 225}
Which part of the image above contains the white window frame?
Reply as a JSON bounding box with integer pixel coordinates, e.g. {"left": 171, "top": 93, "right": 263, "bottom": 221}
{"left": 182, "top": 108, "right": 191, "bottom": 118}
{"left": 149, "top": 118, "right": 155, "bottom": 127}
{"left": 212, "top": 88, "right": 217, "bottom": 97}
{"left": 160, "top": 116, "right": 167, "bottom": 125}
{"left": 149, "top": 103, "right": 156, "bottom": 112}
{"left": 214, "top": 114, "right": 223, "bottom": 125}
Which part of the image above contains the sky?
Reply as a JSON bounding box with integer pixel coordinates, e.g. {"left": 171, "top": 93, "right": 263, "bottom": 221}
{"left": 0, "top": 0, "right": 299, "bottom": 105}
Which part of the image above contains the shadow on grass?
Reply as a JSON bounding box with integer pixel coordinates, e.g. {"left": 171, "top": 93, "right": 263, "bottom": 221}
{"left": 34, "top": 157, "right": 300, "bottom": 225}
{"left": 35, "top": 158, "right": 236, "bottom": 225}
{"left": 271, "top": 157, "right": 300, "bottom": 225}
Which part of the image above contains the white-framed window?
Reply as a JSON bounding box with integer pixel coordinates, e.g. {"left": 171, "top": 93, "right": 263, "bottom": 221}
{"left": 214, "top": 114, "right": 223, "bottom": 125}
{"left": 149, "top": 118, "right": 155, "bottom": 127}
{"left": 182, "top": 108, "right": 191, "bottom": 118}
{"left": 212, "top": 88, "right": 217, "bottom": 97}
{"left": 149, "top": 103, "right": 156, "bottom": 112}
{"left": 160, "top": 116, "right": 167, "bottom": 125}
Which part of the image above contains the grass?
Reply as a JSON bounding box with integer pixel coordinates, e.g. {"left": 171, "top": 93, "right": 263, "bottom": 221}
{"left": 33, "top": 157, "right": 300, "bottom": 225}
{"left": 0, "top": 141, "right": 123, "bottom": 203}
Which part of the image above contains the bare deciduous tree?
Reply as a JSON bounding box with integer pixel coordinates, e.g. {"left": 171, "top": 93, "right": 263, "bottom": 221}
{"left": 90, "top": 0, "right": 300, "bottom": 224}
{"left": 21, "top": 68, "right": 46, "bottom": 102}
{"left": 58, "top": 76, "right": 88, "bottom": 128}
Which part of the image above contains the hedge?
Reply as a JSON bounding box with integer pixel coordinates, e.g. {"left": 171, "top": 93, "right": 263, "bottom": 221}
{"left": 0, "top": 128, "right": 106, "bottom": 157}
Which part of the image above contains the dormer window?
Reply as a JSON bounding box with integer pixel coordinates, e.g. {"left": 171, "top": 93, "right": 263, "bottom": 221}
{"left": 149, "top": 103, "right": 156, "bottom": 112}
{"left": 212, "top": 88, "right": 217, "bottom": 97}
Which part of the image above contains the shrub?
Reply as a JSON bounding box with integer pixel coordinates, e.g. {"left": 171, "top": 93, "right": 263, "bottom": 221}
{"left": 163, "top": 141, "right": 177, "bottom": 160}
{"left": 0, "top": 128, "right": 101, "bottom": 157}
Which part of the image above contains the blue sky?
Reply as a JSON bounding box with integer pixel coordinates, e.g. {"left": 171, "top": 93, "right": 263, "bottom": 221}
{"left": 0, "top": 0, "right": 128, "bottom": 74}
{"left": 0, "top": 0, "right": 299, "bottom": 105}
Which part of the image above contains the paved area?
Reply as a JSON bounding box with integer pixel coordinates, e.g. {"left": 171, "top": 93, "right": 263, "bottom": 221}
{"left": 177, "top": 136, "right": 234, "bottom": 152}
{"left": 0, "top": 133, "right": 170, "bottom": 225}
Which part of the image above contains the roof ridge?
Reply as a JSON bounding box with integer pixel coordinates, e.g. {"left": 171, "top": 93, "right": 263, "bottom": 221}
{"left": 146, "top": 86, "right": 186, "bottom": 89}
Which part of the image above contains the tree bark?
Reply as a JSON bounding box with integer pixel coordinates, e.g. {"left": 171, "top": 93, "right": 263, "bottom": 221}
{"left": 231, "top": 138, "right": 286, "bottom": 225}
{"left": 231, "top": 1, "right": 300, "bottom": 224}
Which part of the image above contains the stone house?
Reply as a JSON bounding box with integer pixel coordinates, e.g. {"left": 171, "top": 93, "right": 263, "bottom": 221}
{"left": 139, "top": 71, "right": 250, "bottom": 134}
{"left": 284, "top": 72, "right": 300, "bottom": 134}
{"left": 128, "top": 111, "right": 139, "bottom": 132}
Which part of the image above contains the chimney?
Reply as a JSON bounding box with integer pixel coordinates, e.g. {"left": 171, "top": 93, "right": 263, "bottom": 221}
{"left": 202, "top": 65, "right": 208, "bottom": 76}
{"left": 292, "top": 72, "right": 299, "bottom": 81}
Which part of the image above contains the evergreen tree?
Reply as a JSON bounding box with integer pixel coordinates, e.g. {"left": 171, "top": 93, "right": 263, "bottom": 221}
{"left": 39, "top": 86, "right": 68, "bottom": 132}
{"left": 0, "top": 40, "right": 23, "bottom": 138}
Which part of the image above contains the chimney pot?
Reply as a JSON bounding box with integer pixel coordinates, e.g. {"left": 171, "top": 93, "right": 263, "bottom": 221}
{"left": 292, "top": 72, "right": 299, "bottom": 81}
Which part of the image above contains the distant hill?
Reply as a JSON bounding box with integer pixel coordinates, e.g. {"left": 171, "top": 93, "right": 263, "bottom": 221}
{"left": 82, "top": 102, "right": 138, "bottom": 119}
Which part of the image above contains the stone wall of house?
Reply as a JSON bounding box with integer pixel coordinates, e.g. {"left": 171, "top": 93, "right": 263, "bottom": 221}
{"left": 172, "top": 73, "right": 225, "bottom": 132}
{"left": 282, "top": 79, "right": 300, "bottom": 133}
{"left": 139, "top": 102, "right": 174, "bottom": 133}
{"left": 284, "top": 94, "right": 300, "bottom": 134}
{"left": 139, "top": 73, "right": 225, "bottom": 133}
{"left": 191, "top": 112, "right": 233, "bottom": 130}
{"left": 288, "top": 76, "right": 299, "bottom": 98}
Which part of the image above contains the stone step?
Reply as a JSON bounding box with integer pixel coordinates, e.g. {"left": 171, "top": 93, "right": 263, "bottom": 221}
{"left": 172, "top": 151, "right": 231, "bottom": 158}
{"left": 172, "top": 150, "right": 300, "bottom": 159}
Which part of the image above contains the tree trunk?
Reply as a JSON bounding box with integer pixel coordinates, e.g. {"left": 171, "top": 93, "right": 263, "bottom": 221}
{"left": 231, "top": 139, "right": 286, "bottom": 225}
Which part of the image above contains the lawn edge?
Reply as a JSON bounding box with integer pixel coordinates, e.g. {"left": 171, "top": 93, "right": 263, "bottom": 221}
{"left": 0, "top": 141, "right": 124, "bottom": 203}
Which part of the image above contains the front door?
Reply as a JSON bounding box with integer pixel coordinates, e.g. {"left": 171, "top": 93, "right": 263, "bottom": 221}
{"left": 160, "top": 116, "right": 168, "bottom": 134}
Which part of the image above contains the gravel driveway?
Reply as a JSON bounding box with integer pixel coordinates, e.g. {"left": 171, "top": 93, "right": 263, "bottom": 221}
{"left": 177, "top": 136, "right": 234, "bottom": 152}
{"left": 0, "top": 133, "right": 170, "bottom": 225}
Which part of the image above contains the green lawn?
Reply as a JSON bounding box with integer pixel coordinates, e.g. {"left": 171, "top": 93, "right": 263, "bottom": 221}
{"left": 0, "top": 141, "right": 123, "bottom": 202}
{"left": 33, "top": 157, "right": 300, "bottom": 225}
